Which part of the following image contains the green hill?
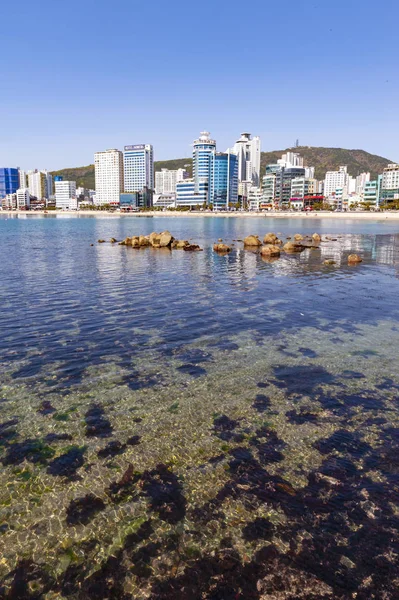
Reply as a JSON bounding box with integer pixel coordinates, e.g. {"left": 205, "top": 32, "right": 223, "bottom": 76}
{"left": 50, "top": 147, "right": 392, "bottom": 190}
{"left": 51, "top": 165, "right": 95, "bottom": 190}
{"left": 260, "top": 147, "right": 391, "bottom": 180}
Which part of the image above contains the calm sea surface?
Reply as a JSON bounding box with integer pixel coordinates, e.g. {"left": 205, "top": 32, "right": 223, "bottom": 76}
{"left": 1, "top": 214, "right": 399, "bottom": 599}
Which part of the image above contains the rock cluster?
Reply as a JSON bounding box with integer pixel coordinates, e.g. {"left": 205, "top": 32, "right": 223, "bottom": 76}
{"left": 116, "top": 231, "right": 202, "bottom": 251}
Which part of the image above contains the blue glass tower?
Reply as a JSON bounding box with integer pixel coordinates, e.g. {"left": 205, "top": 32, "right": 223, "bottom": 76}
{"left": 210, "top": 152, "right": 238, "bottom": 210}
{"left": 0, "top": 168, "right": 19, "bottom": 198}
{"left": 193, "top": 132, "right": 216, "bottom": 201}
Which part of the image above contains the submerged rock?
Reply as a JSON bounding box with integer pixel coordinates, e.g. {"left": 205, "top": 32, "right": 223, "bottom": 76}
{"left": 243, "top": 235, "right": 262, "bottom": 247}
{"left": 213, "top": 243, "right": 231, "bottom": 253}
{"left": 66, "top": 494, "right": 106, "bottom": 525}
{"left": 183, "top": 244, "right": 202, "bottom": 252}
{"left": 97, "top": 440, "right": 126, "bottom": 458}
{"left": 324, "top": 259, "right": 336, "bottom": 265}
{"left": 85, "top": 404, "right": 112, "bottom": 437}
{"left": 348, "top": 254, "right": 362, "bottom": 263}
{"left": 97, "top": 239, "right": 105, "bottom": 244}
{"left": 47, "top": 446, "right": 86, "bottom": 478}
{"left": 283, "top": 241, "right": 304, "bottom": 253}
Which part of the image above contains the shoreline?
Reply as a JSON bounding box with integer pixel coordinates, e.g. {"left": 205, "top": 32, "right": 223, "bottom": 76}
{"left": 2, "top": 209, "right": 399, "bottom": 220}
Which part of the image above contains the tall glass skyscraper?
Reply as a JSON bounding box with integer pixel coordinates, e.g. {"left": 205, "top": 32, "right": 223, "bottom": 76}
{"left": 124, "top": 144, "right": 154, "bottom": 192}
{"left": 193, "top": 132, "right": 216, "bottom": 196}
{"left": 0, "top": 168, "right": 19, "bottom": 198}
{"left": 210, "top": 152, "right": 238, "bottom": 210}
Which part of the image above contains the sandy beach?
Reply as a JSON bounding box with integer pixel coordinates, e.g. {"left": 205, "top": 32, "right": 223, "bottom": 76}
{"left": 3, "top": 209, "right": 399, "bottom": 220}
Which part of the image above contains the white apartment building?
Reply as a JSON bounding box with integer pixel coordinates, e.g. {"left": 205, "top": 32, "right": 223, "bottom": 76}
{"left": 291, "top": 177, "right": 311, "bottom": 198}
{"left": 18, "top": 169, "right": 27, "bottom": 189}
{"left": 55, "top": 180, "right": 77, "bottom": 210}
{"left": 3, "top": 193, "right": 17, "bottom": 210}
{"left": 381, "top": 164, "right": 399, "bottom": 191}
{"left": 94, "top": 149, "right": 124, "bottom": 205}
{"left": 27, "top": 170, "right": 52, "bottom": 200}
{"left": 155, "top": 168, "right": 188, "bottom": 194}
{"left": 153, "top": 193, "right": 176, "bottom": 208}
{"left": 248, "top": 187, "right": 263, "bottom": 211}
{"left": 381, "top": 164, "right": 399, "bottom": 203}
{"left": 229, "top": 133, "right": 261, "bottom": 186}
{"left": 124, "top": 144, "right": 154, "bottom": 192}
{"left": 16, "top": 188, "right": 30, "bottom": 209}
{"left": 278, "top": 152, "right": 304, "bottom": 168}
{"left": 324, "top": 166, "right": 349, "bottom": 197}
{"left": 356, "top": 172, "right": 370, "bottom": 195}
{"left": 304, "top": 166, "right": 315, "bottom": 179}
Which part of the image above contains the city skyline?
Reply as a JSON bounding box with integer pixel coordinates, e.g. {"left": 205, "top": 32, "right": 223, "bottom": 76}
{"left": 1, "top": 0, "right": 398, "bottom": 170}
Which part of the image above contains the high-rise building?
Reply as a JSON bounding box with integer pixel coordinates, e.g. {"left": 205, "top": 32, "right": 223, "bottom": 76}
{"left": 176, "top": 131, "right": 239, "bottom": 209}
{"left": 380, "top": 164, "right": 399, "bottom": 204}
{"left": 124, "top": 144, "right": 154, "bottom": 192}
{"left": 210, "top": 151, "right": 238, "bottom": 210}
{"left": 324, "top": 166, "right": 349, "bottom": 198}
{"left": 16, "top": 188, "right": 30, "bottom": 210}
{"left": 193, "top": 131, "right": 216, "bottom": 196}
{"left": 0, "top": 168, "right": 19, "bottom": 198}
{"left": 18, "top": 169, "right": 27, "bottom": 189}
{"left": 55, "top": 180, "right": 77, "bottom": 210}
{"left": 229, "top": 133, "right": 261, "bottom": 186}
{"left": 356, "top": 172, "right": 370, "bottom": 195}
{"left": 262, "top": 174, "right": 276, "bottom": 205}
{"left": 94, "top": 149, "right": 124, "bottom": 206}
{"left": 155, "top": 168, "right": 188, "bottom": 194}
{"left": 27, "top": 170, "right": 53, "bottom": 200}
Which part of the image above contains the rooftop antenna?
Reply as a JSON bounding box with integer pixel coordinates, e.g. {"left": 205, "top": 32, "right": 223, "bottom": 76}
{"left": 295, "top": 139, "right": 299, "bottom": 148}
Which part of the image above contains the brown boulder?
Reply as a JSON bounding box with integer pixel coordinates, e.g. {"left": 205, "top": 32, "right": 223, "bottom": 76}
{"left": 98, "top": 239, "right": 105, "bottom": 243}
{"left": 183, "top": 244, "right": 202, "bottom": 252}
{"left": 139, "top": 235, "right": 151, "bottom": 247}
{"left": 110, "top": 238, "right": 118, "bottom": 243}
{"left": 173, "top": 240, "right": 189, "bottom": 249}
{"left": 243, "top": 235, "right": 262, "bottom": 247}
{"left": 131, "top": 236, "right": 140, "bottom": 248}
{"left": 294, "top": 233, "right": 303, "bottom": 241}
{"left": 348, "top": 254, "right": 362, "bottom": 264}
{"left": 149, "top": 232, "right": 160, "bottom": 246}
{"left": 312, "top": 233, "right": 321, "bottom": 243}
{"left": 263, "top": 232, "right": 278, "bottom": 244}
{"left": 261, "top": 244, "right": 281, "bottom": 257}
{"left": 323, "top": 259, "right": 336, "bottom": 265}
{"left": 283, "top": 241, "right": 305, "bottom": 253}
{"left": 213, "top": 243, "right": 231, "bottom": 253}
{"left": 159, "top": 230, "right": 173, "bottom": 247}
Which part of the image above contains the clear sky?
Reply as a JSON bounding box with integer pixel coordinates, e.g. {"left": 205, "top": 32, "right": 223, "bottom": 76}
{"left": 1, "top": 0, "right": 398, "bottom": 170}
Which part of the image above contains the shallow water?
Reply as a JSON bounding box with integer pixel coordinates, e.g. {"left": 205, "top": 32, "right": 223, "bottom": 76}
{"left": 1, "top": 215, "right": 399, "bottom": 599}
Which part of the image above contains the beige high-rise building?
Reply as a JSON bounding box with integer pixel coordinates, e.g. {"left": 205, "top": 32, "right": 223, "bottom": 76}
{"left": 94, "top": 149, "right": 124, "bottom": 205}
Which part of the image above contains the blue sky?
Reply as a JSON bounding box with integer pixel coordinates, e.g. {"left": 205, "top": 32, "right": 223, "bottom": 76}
{"left": 1, "top": 0, "right": 398, "bottom": 170}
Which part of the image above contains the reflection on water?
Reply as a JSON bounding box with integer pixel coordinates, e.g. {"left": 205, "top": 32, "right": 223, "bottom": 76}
{"left": 0, "top": 215, "right": 399, "bottom": 599}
